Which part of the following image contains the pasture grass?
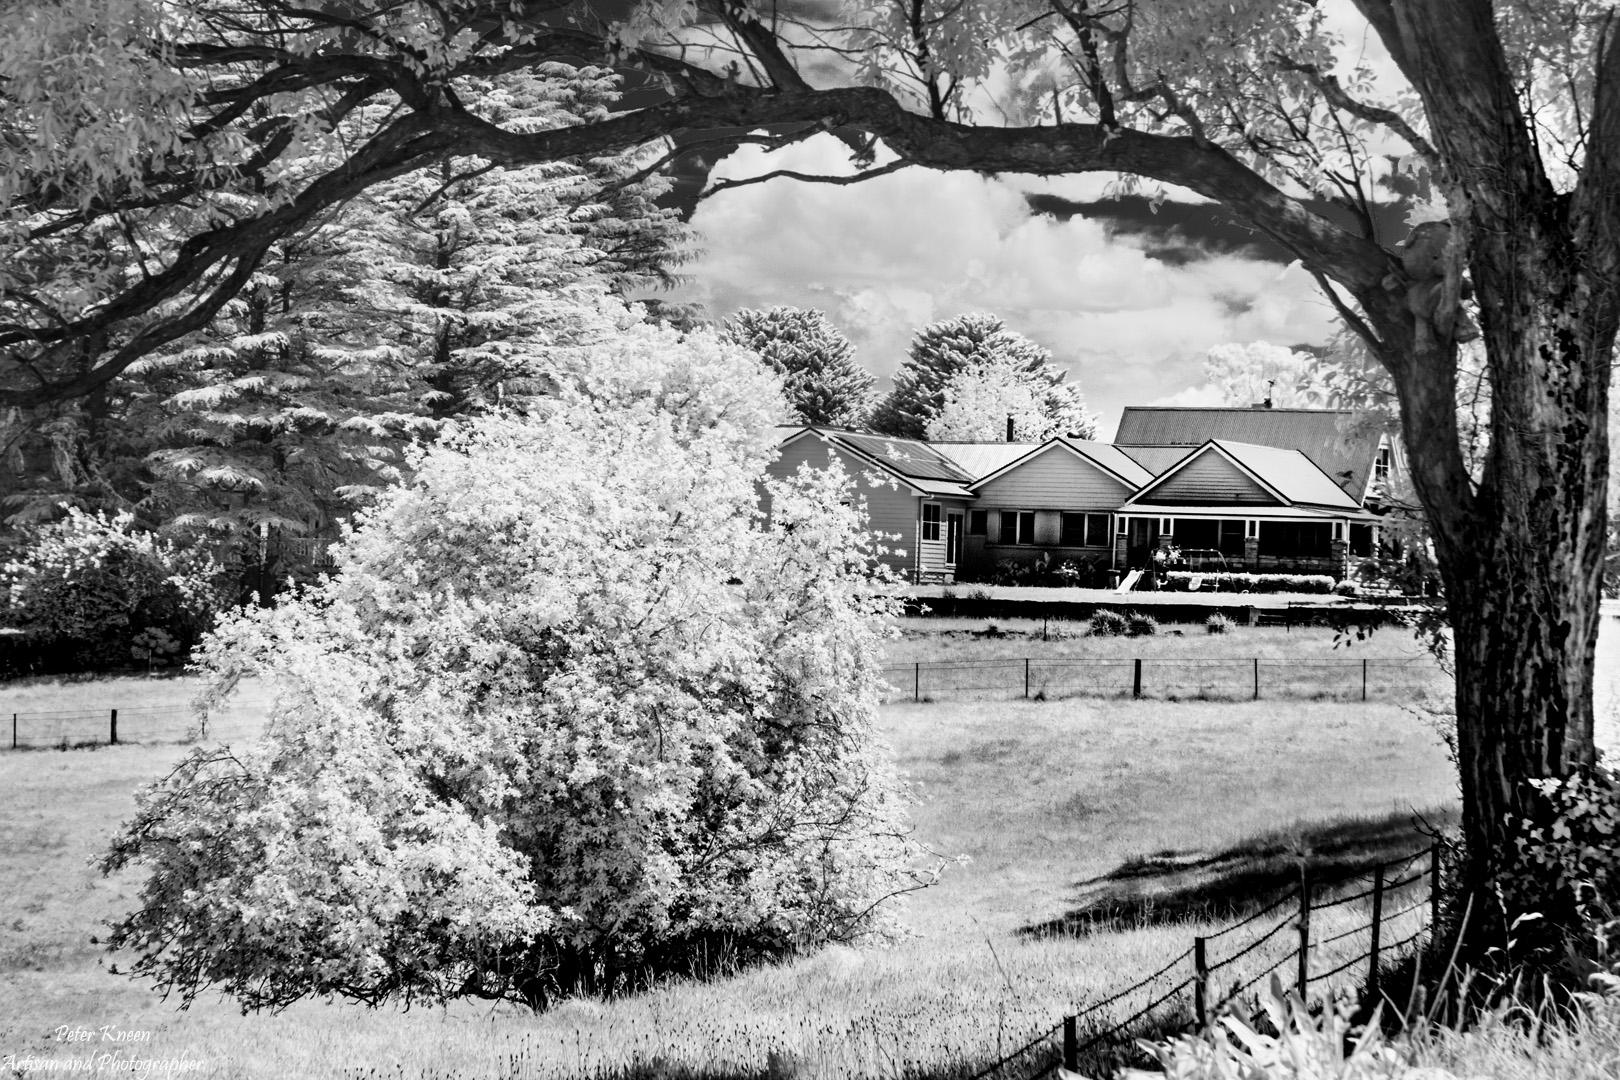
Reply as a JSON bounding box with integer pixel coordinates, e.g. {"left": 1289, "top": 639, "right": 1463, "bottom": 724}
{"left": 0, "top": 668, "right": 1460, "bottom": 1079}
{"left": 885, "top": 619, "right": 1435, "bottom": 665}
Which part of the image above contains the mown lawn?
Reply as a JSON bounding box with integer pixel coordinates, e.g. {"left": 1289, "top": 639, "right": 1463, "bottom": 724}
{"left": 0, "top": 674, "right": 1458, "bottom": 1079}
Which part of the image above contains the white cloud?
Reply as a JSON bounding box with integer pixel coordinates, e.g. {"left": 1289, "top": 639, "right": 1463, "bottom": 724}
{"left": 674, "top": 135, "right": 1339, "bottom": 426}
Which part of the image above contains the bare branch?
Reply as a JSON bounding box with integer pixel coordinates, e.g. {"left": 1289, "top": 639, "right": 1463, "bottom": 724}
{"left": 701, "top": 158, "right": 912, "bottom": 199}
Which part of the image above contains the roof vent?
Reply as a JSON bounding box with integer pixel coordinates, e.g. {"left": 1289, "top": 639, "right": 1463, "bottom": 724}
{"left": 1006, "top": 415, "right": 1015, "bottom": 442}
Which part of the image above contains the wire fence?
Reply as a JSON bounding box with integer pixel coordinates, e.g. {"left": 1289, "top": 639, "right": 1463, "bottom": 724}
{"left": 968, "top": 844, "right": 1441, "bottom": 1080}
{"left": 1, "top": 699, "right": 273, "bottom": 750}
{"left": 881, "top": 656, "right": 1449, "bottom": 704}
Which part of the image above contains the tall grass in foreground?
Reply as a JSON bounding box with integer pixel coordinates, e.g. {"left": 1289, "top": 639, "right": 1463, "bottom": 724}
{"left": 1134, "top": 973, "right": 1620, "bottom": 1080}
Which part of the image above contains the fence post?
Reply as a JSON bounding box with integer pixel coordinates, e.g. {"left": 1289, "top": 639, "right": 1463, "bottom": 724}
{"left": 1367, "top": 864, "right": 1385, "bottom": 1002}
{"left": 1297, "top": 878, "right": 1312, "bottom": 993}
{"left": 1429, "top": 842, "right": 1441, "bottom": 934}
{"left": 1063, "top": 1014, "right": 1078, "bottom": 1073}
{"left": 1362, "top": 658, "right": 1369, "bottom": 702}
{"left": 1253, "top": 657, "right": 1260, "bottom": 700}
{"left": 109, "top": 708, "right": 118, "bottom": 746}
{"left": 1133, "top": 658, "right": 1143, "bottom": 699}
{"left": 914, "top": 663, "right": 920, "bottom": 703}
{"left": 1024, "top": 658, "right": 1031, "bottom": 699}
{"left": 1194, "top": 936, "right": 1209, "bottom": 1028}
{"left": 10, "top": 713, "right": 15, "bottom": 750}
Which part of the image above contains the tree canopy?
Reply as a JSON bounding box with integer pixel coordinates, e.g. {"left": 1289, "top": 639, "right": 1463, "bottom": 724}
{"left": 721, "top": 306, "right": 874, "bottom": 427}
{"left": 870, "top": 313, "right": 1095, "bottom": 440}
{"left": 103, "top": 301, "right": 931, "bottom": 1009}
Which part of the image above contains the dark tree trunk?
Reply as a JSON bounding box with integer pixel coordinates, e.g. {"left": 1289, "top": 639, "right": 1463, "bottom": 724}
{"left": 1386, "top": 261, "right": 1614, "bottom": 955}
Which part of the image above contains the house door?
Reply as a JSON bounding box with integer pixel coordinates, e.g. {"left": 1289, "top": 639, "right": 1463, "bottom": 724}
{"left": 945, "top": 512, "right": 963, "bottom": 567}
{"left": 1126, "top": 518, "right": 1155, "bottom": 568}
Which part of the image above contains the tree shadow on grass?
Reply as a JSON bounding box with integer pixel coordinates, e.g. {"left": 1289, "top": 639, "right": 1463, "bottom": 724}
{"left": 1021, "top": 807, "right": 1459, "bottom": 939}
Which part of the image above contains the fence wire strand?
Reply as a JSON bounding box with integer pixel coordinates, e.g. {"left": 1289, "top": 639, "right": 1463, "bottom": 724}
{"left": 1073, "top": 946, "right": 1195, "bottom": 1021}
{"left": 1206, "top": 888, "right": 1299, "bottom": 940}
{"left": 1207, "top": 914, "right": 1297, "bottom": 972}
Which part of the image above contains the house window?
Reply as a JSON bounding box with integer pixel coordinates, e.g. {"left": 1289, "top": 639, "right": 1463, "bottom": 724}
{"left": 921, "top": 503, "right": 942, "bottom": 541}
{"left": 1060, "top": 512, "right": 1086, "bottom": 546}
{"left": 1086, "top": 513, "right": 1110, "bottom": 546}
{"left": 1064, "top": 512, "right": 1110, "bottom": 546}
{"left": 1159, "top": 518, "right": 1174, "bottom": 536}
{"left": 997, "top": 510, "right": 1036, "bottom": 545}
{"left": 1374, "top": 445, "right": 1392, "bottom": 486}
{"left": 1258, "top": 521, "right": 1331, "bottom": 557}
{"left": 968, "top": 509, "right": 987, "bottom": 536}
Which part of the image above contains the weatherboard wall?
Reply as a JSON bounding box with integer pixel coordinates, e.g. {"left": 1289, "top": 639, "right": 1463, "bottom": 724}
{"left": 765, "top": 435, "right": 927, "bottom": 579}
{"left": 1136, "top": 449, "right": 1278, "bottom": 505}
{"left": 973, "top": 446, "right": 1135, "bottom": 509}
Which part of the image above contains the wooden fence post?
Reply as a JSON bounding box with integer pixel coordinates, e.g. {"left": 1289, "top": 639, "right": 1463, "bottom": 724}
{"left": 1063, "top": 1014, "right": 1078, "bottom": 1073}
{"left": 914, "top": 663, "right": 920, "bottom": 703}
{"left": 1194, "top": 936, "right": 1209, "bottom": 1028}
{"left": 10, "top": 713, "right": 15, "bottom": 750}
{"left": 1362, "top": 659, "right": 1369, "bottom": 702}
{"left": 1024, "top": 658, "right": 1031, "bottom": 699}
{"left": 1297, "top": 878, "right": 1312, "bottom": 993}
{"left": 1253, "top": 657, "right": 1260, "bottom": 700}
{"left": 1367, "top": 864, "right": 1385, "bottom": 1002}
{"left": 1132, "top": 658, "right": 1143, "bottom": 699}
{"left": 109, "top": 708, "right": 118, "bottom": 746}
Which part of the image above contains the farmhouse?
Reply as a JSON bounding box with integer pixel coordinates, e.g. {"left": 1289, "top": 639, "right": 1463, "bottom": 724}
{"left": 767, "top": 406, "right": 1400, "bottom": 585}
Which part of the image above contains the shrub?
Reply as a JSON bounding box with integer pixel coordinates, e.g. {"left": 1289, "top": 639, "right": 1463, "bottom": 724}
{"left": 1163, "top": 571, "right": 1335, "bottom": 594}
{"left": 1517, "top": 767, "right": 1620, "bottom": 951}
{"left": 1126, "top": 612, "right": 1159, "bottom": 637}
{"left": 102, "top": 317, "right": 929, "bottom": 1012}
{"left": 1206, "top": 612, "right": 1233, "bottom": 634}
{"left": 0, "top": 508, "right": 228, "bottom": 674}
{"left": 1089, "top": 609, "right": 1129, "bottom": 636}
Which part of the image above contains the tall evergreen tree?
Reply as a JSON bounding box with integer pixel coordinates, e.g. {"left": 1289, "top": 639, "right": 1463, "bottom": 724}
{"left": 721, "top": 307, "right": 874, "bottom": 428}
{"left": 869, "top": 313, "right": 1094, "bottom": 440}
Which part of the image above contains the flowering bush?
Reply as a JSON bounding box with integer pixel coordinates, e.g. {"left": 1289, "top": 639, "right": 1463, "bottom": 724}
{"left": 1163, "top": 571, "right": 1336, "bottom": 594}
{"left": 0, "top": 507, "right": 228, "bottom": 672}
{"left": 102, "top": 315, "right": 932, "bottom": 1011}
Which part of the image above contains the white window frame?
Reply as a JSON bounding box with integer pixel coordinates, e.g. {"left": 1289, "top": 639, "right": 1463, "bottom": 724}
{"left": 921, "top": 502, "right": 942, "bottom": 542}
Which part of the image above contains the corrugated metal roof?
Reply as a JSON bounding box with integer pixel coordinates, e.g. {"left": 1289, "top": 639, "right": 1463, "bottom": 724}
{"left": 834, "top": 431, "right": 974, "bottom": 483}
{"left": 1212, "top": 440, "right": 1362, "bottom": 509}
{"left": 1115, "top": 407, "right": 1383, "bottom": 497}
{"left": 931, "top": 442, "right": 1040, "bottom": 479}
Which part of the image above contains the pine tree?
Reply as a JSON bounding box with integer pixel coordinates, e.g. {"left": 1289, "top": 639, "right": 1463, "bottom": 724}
{"left": 721, "top": 307, "right": 874, "bottom": 427}
{"left": 21, "top": 66, "right": 688, "bottom": 592}
{"left": 869, "top": 313, "right": 1095, "bottom": 440}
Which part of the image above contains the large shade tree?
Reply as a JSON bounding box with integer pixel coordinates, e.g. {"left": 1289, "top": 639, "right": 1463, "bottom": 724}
{"left": 2, "top": 0, "right": 1616, "bottom": 951}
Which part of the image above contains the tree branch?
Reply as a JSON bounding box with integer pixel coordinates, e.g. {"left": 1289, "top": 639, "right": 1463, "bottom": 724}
{"left": 700, "top": 158, "right": 912, "bottom": 199}
{"left": 1271, "top": 54, "right": 1441, "bottom": 171}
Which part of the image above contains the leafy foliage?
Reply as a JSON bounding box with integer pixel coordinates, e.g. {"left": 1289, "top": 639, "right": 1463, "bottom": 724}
{"left": 1203, "top": 342, "right": 1338, "bottom": 409}
{"left": 0, "top": 507, "right": 228, "bottom": 671}
{"left": 102, "top": 313, "right": 932, "bottom": 1011}
{"left": 1163, "top": 572, "right": 1337, "bottom": 594}
{"left": 1088, "top": 609, "right": 1129, "bottom": 637}
{"left": 871, "top": 313, "right": 1095, "bottom": 440}
{"left": 722, "top": 307, "right": 874, "bottom": 428}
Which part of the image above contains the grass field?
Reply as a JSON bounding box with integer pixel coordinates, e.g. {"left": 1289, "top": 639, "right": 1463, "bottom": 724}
{"left": 0, "top": 660, "right": 1459, "bottom": 1080}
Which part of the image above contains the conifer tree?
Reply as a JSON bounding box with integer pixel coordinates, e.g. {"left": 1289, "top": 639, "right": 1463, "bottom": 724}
{"left": 722, "top": 307, "right": 874, "bottom": 428}
{"left": 869, "top": 313, "right": 1095, "bottom": 440}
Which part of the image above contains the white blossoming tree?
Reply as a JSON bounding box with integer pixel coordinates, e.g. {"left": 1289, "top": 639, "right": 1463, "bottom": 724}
{"left": 102, "top": 309, "right": 931, "bottom": 1010}
{"left": 927, "top": 355, "right": 1095, "bottom": 442}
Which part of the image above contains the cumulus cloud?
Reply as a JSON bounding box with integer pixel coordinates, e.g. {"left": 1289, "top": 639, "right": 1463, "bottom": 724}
{"left": 671, "top": 135, "right": 1340, "bottom": 429}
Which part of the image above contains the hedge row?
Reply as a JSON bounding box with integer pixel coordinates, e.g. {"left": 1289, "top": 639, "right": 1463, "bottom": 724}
{"left": 1162, "top": 571, "right": 1337, "bottom": 594}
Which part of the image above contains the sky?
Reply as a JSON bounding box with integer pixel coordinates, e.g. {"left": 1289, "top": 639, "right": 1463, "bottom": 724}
{"left": 668, "top": 137, "right": 1347, "bottom": 439}
{"left": 653, "top": 0, "right": 1416, "bottom": 439}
